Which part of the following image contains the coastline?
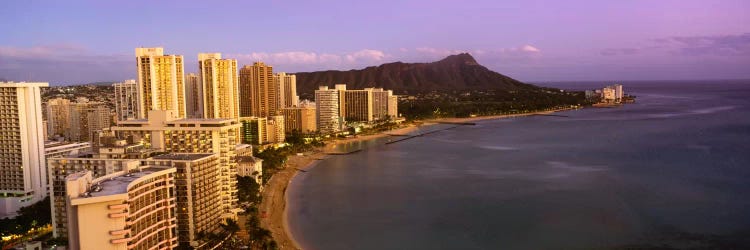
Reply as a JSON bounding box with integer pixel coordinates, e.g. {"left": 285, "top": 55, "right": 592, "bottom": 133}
{"left": 261, "top": 108, "right": 575, "bottom": 249}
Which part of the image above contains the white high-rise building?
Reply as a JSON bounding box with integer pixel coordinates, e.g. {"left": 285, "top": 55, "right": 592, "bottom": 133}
{"left": 315, "top": 86, "right": 342, "bottom": 134}
{"left": 113, "top": 80, "right": 139, "bottom": 121}
{"left": 0, "top": 82, "right": 48, "bottom": 218}
{"left": 274, "top": 72, "right": 298, "bottom": 108}
{"left": 135, "top": 47, "right": 186, "bottom": 119}
{"left": 199, "top": 53, "right": 239, "bottom": 120}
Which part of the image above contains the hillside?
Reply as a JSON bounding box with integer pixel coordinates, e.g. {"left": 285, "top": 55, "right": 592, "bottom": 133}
{"left": 294, "top": 53, "right": 538, "bottom": 96}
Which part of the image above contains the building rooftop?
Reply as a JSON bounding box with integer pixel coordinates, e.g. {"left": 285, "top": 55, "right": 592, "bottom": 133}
{"left": 151, "top": 153, "right": 215, "bottom": 161}
{"left": 88, "top": 168, "right": 162, "bottom": 197}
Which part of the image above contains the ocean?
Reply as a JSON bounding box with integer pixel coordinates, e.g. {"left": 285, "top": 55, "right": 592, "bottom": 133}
{"left": 287, "top": 80, "right": 750, "bottom": 249}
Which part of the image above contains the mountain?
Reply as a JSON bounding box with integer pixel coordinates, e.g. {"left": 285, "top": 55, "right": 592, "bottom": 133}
{"left": 294, "top": 53, "right": 538, "bottom": 96}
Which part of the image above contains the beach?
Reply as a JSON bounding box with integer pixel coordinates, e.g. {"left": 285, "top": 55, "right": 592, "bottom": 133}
{"left": 258, "top": 125, "right": 420, "bottom": 249}
{"left": 259, "top": 109, "right": 574, "bottom": 249}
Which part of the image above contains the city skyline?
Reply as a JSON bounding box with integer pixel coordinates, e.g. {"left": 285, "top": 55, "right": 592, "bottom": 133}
{"left": 1, "top": 0, "right": 749, "bottom": 85}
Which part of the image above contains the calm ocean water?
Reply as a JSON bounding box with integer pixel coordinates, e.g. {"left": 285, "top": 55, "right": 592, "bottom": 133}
{"left": 287, "top": 80, "right": 750, "bottom": 249}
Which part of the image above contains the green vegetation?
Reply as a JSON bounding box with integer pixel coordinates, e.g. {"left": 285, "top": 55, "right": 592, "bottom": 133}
{"left": 244, "top": 207, "right": 277, "bottom": 250}
{"left": 400, "top": 89, "right": 590, "bottom": 120}
{"left": 0, "top": 196, "right": 51, "bottom": 237}
{"left": 237, "top": 176, "right": 262, "bottom": 204}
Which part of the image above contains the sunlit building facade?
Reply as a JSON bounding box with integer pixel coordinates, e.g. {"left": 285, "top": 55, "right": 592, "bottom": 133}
{"left": 135, "top": 47, "right": 186, "bottom": 118}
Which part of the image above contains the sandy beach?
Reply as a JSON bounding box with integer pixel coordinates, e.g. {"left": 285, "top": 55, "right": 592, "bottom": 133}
{"left": 258, "top": 108, "right": 575, "bottom": 249}
{"left": 258, "top": 125, "right": 421, "bottom": 249}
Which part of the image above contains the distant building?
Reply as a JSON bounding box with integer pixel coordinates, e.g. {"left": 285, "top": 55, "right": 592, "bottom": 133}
{"left": 46, "top": 98, "right": 71, "bottom": 139}
{"left": 239, "top": 62, "right": 277, "bottom": 117}
{"left": 113, "top": 79, "right": 139, "bottom": 121}
{"left": 64, "top": 167, "right": 178, "bottom": 250}
{"left": 199, "top": 53, "right": 239, "bottom": 120}
{"left": 281, "top": 106, "right": 317, "bottom": 134}
{"left": 68, "top": 98, "right": 111, "bottom": 142}
{"left": 315, "top": 86, "right": 343, "bottom": 134}
{"left": 274, "top": 72, "right": 298, "bottom": 108}
{"left": 185, "top": 73, "right": 203, "bottom": 118}
{"left": 608, "top": 84, "right": 624, "bottom": 100}
{"left": 602, "top": 87, "right": 616, "bottom": 101}
{"left": 135, "top": 47, "right": 186, "bottom": 118}
{"left": 0, "top": 82, "right": 48, "bottom": 218}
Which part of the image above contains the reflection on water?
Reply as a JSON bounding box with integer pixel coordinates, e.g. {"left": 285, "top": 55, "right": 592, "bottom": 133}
{"left": 288, "top": 81, "right": 750, "bottom": 250}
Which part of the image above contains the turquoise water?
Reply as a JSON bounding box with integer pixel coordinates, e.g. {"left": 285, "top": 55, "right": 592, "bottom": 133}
{"left": 288, "top": 81, "right": 750, "bottom": 249}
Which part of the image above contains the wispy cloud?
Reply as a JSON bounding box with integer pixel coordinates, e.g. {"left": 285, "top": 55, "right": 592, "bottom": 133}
{"left": 601, "top": 33, "right": 750, "bottom": 57}
{"left": 227, "top": 49, "right": 389, "bottom": 71}
{"left": 0, "top": 44, "right": 131, "bottom": 84}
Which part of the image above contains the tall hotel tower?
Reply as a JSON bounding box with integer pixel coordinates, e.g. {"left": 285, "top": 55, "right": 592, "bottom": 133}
{"left": 0, "top": 82, "right": 48, "bottom": 218}
{"left": 239, "top": 62, "right": 276, "bottom": 117}
{"left": 135, "top": 47, "right": 186, "bottom": 118}
{"left": 274, "top": 72, "right": 298, "bottom": 108}
{"left": 185, "top": 73, "right": 203, "bottom": 118}
{"left": 199, "top": 53, "right": 239, "bottom": 119}
{"left": 314, "top": 85, "right": 343, "bottom": 134}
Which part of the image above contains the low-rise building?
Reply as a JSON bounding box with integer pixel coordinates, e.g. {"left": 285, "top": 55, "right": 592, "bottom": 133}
{"left": 237, "top": 156, "right": 263, "bottom": 185}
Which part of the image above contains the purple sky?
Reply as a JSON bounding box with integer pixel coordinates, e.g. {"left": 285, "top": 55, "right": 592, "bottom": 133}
{"left": 1, "top": 0, "right": 748, "bottom": 85}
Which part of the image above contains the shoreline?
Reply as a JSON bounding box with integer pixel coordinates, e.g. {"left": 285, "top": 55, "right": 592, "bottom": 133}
{"left": 261, "top": 108, "right": 576, "bottom": 249}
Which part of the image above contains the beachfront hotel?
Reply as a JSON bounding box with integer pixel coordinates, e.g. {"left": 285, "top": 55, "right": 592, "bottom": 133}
{"left": 113, "top": 79, "right": 140, "bottom": 121}
{"left": 135, "top": 47, "right": 187, "bottom": 119}
{"left": 145, "top": 153, "right": 224, "bottom": 248}
{"left": 111, "top": 110, "right": 242, "bottom": 219}
{"left": 64, "top": 167, "right": 178, "bottom": 250}
{"left": 314, "top": 86, "right": 343, "bottom": 134}
{"left": 199, "top": 53, "right": 239, "bottom": 120}
{"left": 0, "top": 82, "right": 48, "bottom": 218}
{"left": 343, "top": 88, "right": 374, "bottom": 122}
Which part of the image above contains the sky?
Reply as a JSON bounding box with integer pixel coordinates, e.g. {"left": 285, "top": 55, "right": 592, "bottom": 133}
{"left": 0, "top": 0, "right": 748, "bottom": 85}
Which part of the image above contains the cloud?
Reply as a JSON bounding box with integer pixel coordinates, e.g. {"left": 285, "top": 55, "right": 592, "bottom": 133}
{"left": 227, "top": 49, "right": 388, "bottom": 71}
{"left": 601, "top": 33, "right": 750, "bottom": 57}
{"left": 0, "top": 44, "right": 131, "bottom": 84}
{"left": 520, "top": 45, "right": 540, "bottom": 53}
{"left": 413, "top": 45, "right": 541, "bottom": 60}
